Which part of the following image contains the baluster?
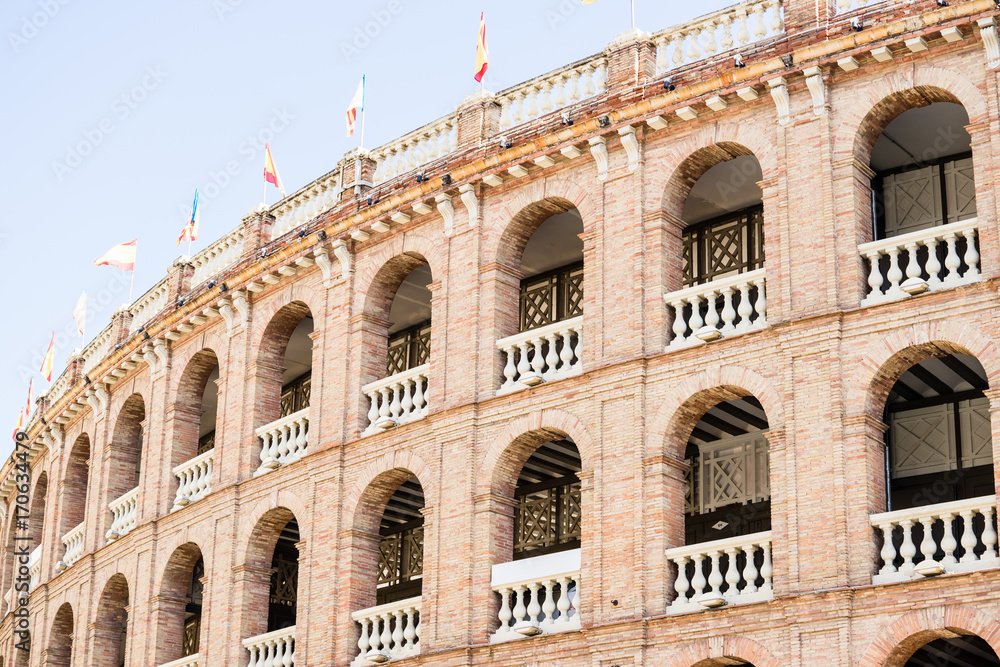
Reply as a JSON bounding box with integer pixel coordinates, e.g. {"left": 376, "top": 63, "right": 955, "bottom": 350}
{"left": 525, "top": 85, "right": 540, "bottom": 119}
{"left": 770, "top": 0, "right": 784, "bottom": 32}
{"left": 502, "top": 345, "right": 517, "bottom": 388}
{"left": 672, "top": 557, "right": 691, "bottom": 604}
{"left": 413, "top": 375, "right": 427, "bottom": 414}
{"left": 556, "top": 576, "right": 572, "bottom": 623}
{"left": 526, "top": 582, "right": 542, "bottom": 626}
{"left": 516, "top": 341, "right": 532, "bottom": 383}
{"left": 403, "top": 607, "right": 417, "bottom": 648}
{"left": 724, "top": 546, "right": 741, "bottom": 596}
{"left": 886, "top": 247, "right": 904, "bottom": 294}
{"left": 568, "top": 575, "right": 580, "bottom": 619}
{"left": 262, "top": 640, "right": 276, "bottom": 667}
{"left": 736, "top": 8, "right": 750, "bottom": 44}
{"left": 426, "top": 128, "right": 441, "bottom": 160}
{"left": 720, "top": 287, "right": 737, "bottom": 333}
{"left": 378, "top": 387, "right": 393, "bottom": 423}
{"left": 742, "top": 544, "right": 759, "bottom": 593}
{"left": 271, "top": 639, "right": 285, "bottom": 667}
{"left": 941, "top": 513, "right": 958, "bottom": 564}
{"left": 529, "top": 337, "right": 546, "bottom": 377}
{"left": 703, "top": 290, "right": 720, "bottom": 334}
{"left": 866, "top": 250, "right": 885, "bottom": 299}
{"left": 392, "top": 610, "right": 405, "bottom": 653}
{"left": 737, "top": 281, "right": 754, "bottom": 331}
{"left": 544, "top": 333, "right": 560, "bottom": 378}
{"left": 688, "top": 295, "right": 704, "bottom": 334}
{"left": 511, "top": 584, "right": 527, "bottom": 624}
{"left": 672, "top": 34, "right": 686, "bottom": 68}
{"left": 389, "top": 383, "right": 403, "bottom": 420}
{"left": 499, "top": 96, "right": 513, "bottom": 129}
{"left": 553, "top": 74, "right": 568, "bottom": 107}
{"left": 379, "top": 612, "right": 393, "bottom": 654}
{"left": 925, "top": 238, "right": 942, "bottom": 286}
{"left": 878, "top": 523, "right": 897, "bottom": 575}
{"left": 982, "top": 506, "right": 998, "bottom": 560}
{"left": 559, "top": 328, "right": 575, "bottom": 372}
{"left": 960, "top": 510, "right": 978, "bottom": 563}
{"left": 497, "top": 589, "right": 513, "bottom": 632}
{"left": 719, "top": 14, "right": 734, "bottom": 50}
{"left": 580, "top": 65, "right": 596, "bottom": 97}
{"left": 837, "top": 0, "right": 853, "bottom": 11}
{"left": 656, "top": 38, "right": 673, "bottom": 72}
{"left": 400, "top": 378, "right": 414, "bottom": 418}
{"left": 511, "top": 91, "right": 525, "bottom": 125}
{"left": 447, "top": 121, "right": 458, "bottom": 153}
{"left": 594, "top": 62, "right": 607, "bottom": 92}
{"left": 259, "top": 433, "right": 274, "bottom": 469}
{"left": 566, "top": 69, "right": 581, "bottom": 103}
{"left": 357, "top": 618, "right": 372, "bottom": 657}
{"left": 406, "top": 141, "right": 420, "bottom": 171}
{"left": 963, "top": 229, "right": 980, "bottom": 278}
{"left": 904, "top": 242, "right": 922, "bottom": 284}
{"left": 541, "top": 579, "right": 557, "bottom": 630}
{"left": 415, "top": 134, "right": 429, "bottom": 166}
{"left": 686, "top": 28, "right": 703, "bottom": 62}
{"left": 572, "top": 326, "right": 582, "bottom": 370}
{"left": 276, "top": 424, "right": 291, "bottom": 463}
{"left": 282, "top": 636, "right": 293, "bottom": 667}
{"left": 943, "top": 233, "right": 961, "bottom": 283}
{"left": 671, "top": 300, "right": 688, "bottom": 345}
{"left": 707, "top": 551, "right": 724, "bottom": 594}
{"left": 918, "top": 517, "right": 937, "bottom": 567}
{"left": 538, "top": 80, "right": 554, "bottom": 114}
{"left": 246, "top": 644, "right": 259, "bottom": 667}
{"left": 703, "top": 20, "right": 718, "bottom": 56}
{"left": 367, "top": 391, "right": 380, "bottom": 429}
{"left": 297, "top": 418, "right": 308, "bottom": 456}
{"left": 760, "top": 542, "right": 773, "bottom": 592}
{"left": 899, "top": 520, "right": 917, "bottom": 575}
{"left": 753, "top": 3, "right": 767, "bottom": 38}
{"left": 412, "top": 609, "right": 421, "bottom": 646}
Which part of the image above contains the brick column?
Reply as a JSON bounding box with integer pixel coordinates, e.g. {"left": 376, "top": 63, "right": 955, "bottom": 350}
{"left": 843, "top": 414, "right": 889, "bottom": 587}
{"left": 337, "top": 149, "right": 376, "bottom": 202}
{"left": 455, "top": 90, "right": 500, "bottom": 149}
{"left": 241, "top": 207, "right": 276, "bottom": 260}
{"left": 605, "top": 30, "right": 657, "bottom": 93}
{"left": 783, "top": 0, "right": 836, "bottom": 35}
{"left": 642, "top": 454, "right": 687, "bottom": 616}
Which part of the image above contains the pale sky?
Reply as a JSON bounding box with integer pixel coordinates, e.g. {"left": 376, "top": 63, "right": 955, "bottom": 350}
{"left": 0, "top": 0, "right": 736, "bottom": 458}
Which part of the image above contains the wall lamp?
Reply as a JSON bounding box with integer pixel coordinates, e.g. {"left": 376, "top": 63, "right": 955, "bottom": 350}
{"left": 663, "top": 78, "right": 676, "bottom": 91}
{"left": 497, "top": 136, "right": 513, "bottom": 149}
{"left": 598, "top": 115, "right": 611, "bottom": 128}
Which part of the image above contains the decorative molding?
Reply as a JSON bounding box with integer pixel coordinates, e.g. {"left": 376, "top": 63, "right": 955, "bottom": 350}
{"left": 588, "top": 136, "right": 609, "bottom": 181}
{"left": 837, "top": 56, "right": 859, "bottom": 72}
{"left": 314, "top": 247, "right": 333, "bottom": 285}
{"left": 219, "top": 300, "right": 236, "bottom": 333}
{"left": 979, "top": 18, "right": 1000, "bottom": 69}
{"left": 705, "top": 95, "right": 728, "bottom": 111}
{"left": 767, "top": 76, "right": 790, "bottom": 126}
{"left": 617, "top": 126, "right": 639, "bottom": 172}
{"left": 435, "top": 194, "right": 455, "bottom": 236}
{"left": 94, "top": 385, "right": 109, "bottom": 413}
{"left": 459, "top": 184, "right": 478, "bottom": 228}
{"left": 153, "top": 340, "right": 169, "bottom": 371}
{"left": 803, "top": 66, "right": 825, "bottom": 116}
{"left": 142, "top": 346, "right": 158, "bottom": 374}
{"left": 645, "top": 115, "right": 668, "bottom": 130}
{"left": 233, "top": 290, "right": 249, "bottom": 323}
{"left": 331, "top": 240, "right": 352, "bottom": 281}
{"left": 736, "top": 87, "right": 759, "bottom": 102}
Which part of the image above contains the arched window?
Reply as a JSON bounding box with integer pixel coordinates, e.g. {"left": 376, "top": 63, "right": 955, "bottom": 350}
{"left": 904, "top": 635, "right": 1000, "bottom": 666}
{"left": 95, "top": 574, "right": 130, "bottom": 667}
{"left": 25, "top": 472, "right": 47, "bottom": 593}
{"left": 154, "top": 544, "right": 204, "bottom": 665}
{"left": 513, "top": 440, "right": 581, "bottom": 560}
{"left": 106, "top": 394, "right": 145, "bottom": 541}
{"left": 268, "top": 518, "right": 299, "bottom": 633}
{"left": 58, "top": 435, "right": 89, "bottom": 570}
{"left": 518, "top": 210, "right": 583, "bottom": 334}
{"left": 241, "top": 509, "right": 299, "bottom": 664}
{"left": 171, "top": 350, "right": 219, "bottom": 510}
{"left": 48, "top": 602, "right": 73, "bottom": 667}
{"left": 376, "top": 479, "right": 424, "bottom": 605}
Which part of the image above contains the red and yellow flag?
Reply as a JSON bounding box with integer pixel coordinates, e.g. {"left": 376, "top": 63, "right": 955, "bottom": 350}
{"left": 474, "top": 12, "right": 489, "bottom": 83}
{"left": 95, "top": 240, "right": 137, "bottom": 271}
{"left": 40, "top": 332, "right": 55, "bottom": 382}
{"left": 25, "top": 378, "right": 33, "bottom": 417}
{"left": 264, "top": 143, "right": 286, "bottom": 198}
{"left": 12, "top": 409, "right": 23, "bottom": 441}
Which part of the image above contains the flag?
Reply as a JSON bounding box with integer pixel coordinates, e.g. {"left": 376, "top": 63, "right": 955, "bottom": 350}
{"left": 72, "top": 291, "right": 87, "bottom": 338}
{"left": 176, "top": 189, "right": 200, "bottom": 246}
{"left": 40, "top": 332, "right": 55, "bottom": 382}
{"left": 264, "top": 143, "right": 285, "bottom": 198}
{"left": 95, "top": 240, "right": 137, "bottom": 271}
{"left": 474, "top": 12, "right": 489, "bottom": 83}
{"left": 346, "top": 76, "right": 365, "bottom": 138}
{"left": 12, "top": 410, "right": 23, "bottom": 441}
{"left": 25, "top": 379, "right": 33, "bottom": 417}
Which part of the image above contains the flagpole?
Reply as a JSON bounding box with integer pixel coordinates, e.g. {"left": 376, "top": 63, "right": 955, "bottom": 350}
{"left": 127, "top": 243, "right": 136, "bottom": 304}
{"left": 631, "top": 0, "right": 635, "bottom": 30}
{"left": 359, "top": 108, "right": 365, "bottom": 149}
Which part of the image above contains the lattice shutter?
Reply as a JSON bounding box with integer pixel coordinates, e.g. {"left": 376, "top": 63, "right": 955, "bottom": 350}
{"left": 695, "top": 433, "right": 769, "bottom": 514}
{"left": 514, "top": 479, "right": 581, "bottom": 554}
{"left": 890, "top": 404, "right": 956, "bottom": 478}
{"left": 378, "top": 524, "right": 424, "bottom": 588}
{"left": 944, "top": 157, "right": 977, "bottom": 223}
{"left": 883, "top": 165, "right": 942, "bottom": 237}
{"left": 182, "top": 617, "right": 201, "bottom": 656}
{"left": 279, "top": 373, "right": 311, "bottom": 417}
{"left": 269, "top": 556, "right": 298, "bottom": 607}
{"left": 959, "top": 396, "right": 992, "bottom": 469}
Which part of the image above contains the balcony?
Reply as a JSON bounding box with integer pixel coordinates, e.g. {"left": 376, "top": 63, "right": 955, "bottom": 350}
{"left": 27, "top": 546, "right": 41, "bottom": 593}
{"left": 664, "top": 531, "right": 773, "bottom": 613}
{"left": 243, "top": 626, "right": 295, "bottom": 667}
{"left": 362, "top": 364, "right": 429, "bottom": 435}
{"left": 497, "top": 316, "right": 583, "bottom": 395}
{"left": 860, "top": 218, "right": 981, "bottom": 306}
{"left": 58, "top": 521, "right": 85, "bottom": 571}
{"left": 106, "top": 486, "right": 139, "bottom": 542}
{"left": 664, "top": 269, "right": 767, "bottom": 350}
{"left": 352, "top": 596, "right": 421, "bottom": 665}
{"left": 160, "top": 655, "right": 200, "bottom": 667}
{"left": 172, "top": 449, "right": 214, "bottom": 511}
{"left": 871, "top": 495, "right": 998, "bottom": 585}
{"left": 254, "top": 407, "right": 310, "bottom": 476}
{"left": 490, "top": 548, "right": 581, "bottom": 643}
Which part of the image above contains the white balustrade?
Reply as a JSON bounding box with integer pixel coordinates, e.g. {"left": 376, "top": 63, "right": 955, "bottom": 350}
{"left": 83, "top": 323, "right": 114, "bottom": 373}
{"left": 3, "top": 588, "right": 10, "bottom": 612}
{"left": 254, "top": 407, "right": 310, "bottom": 476}
{"left": 352, "top": 596, "right": 421, "bottom": 665}
{"left": 362, "top": 364, "right": 430, "bottom": 434}
{"left": 27, "top": 546, "right": 41, "bottom": 592}
{"left": 497, "top": 58, "right": 608, "bottom": 132}
{"left": 653, "top": 1, "right": 784, "bottom": 72}
{"left": 172, "top": 449, "right": 214, "bottom": 511}
{"left": 496, "top": 316, "right": 583, "bottom": 395}
{"left": 835, "top": 0, "right": 891, "bottom": 13}
{"left": 159, "top": 654, "right": 201, "bottom": 667}
{"left": 490, "top": 549, "right": 581, "bottom": 642}
{"left": 859, "top": 218, "right": 981, "bottom": 305}
{"left": 665, "top": 531, "right": 773, "bottom": 613}
{"left": 59, "top": 521, "right": 85, "bottom": 571}
{"left": 106, "top": 486, "right": 139, "bottom": 542}
{"left": 130, "top": 279, "right": 169, "bottom": 332}
{"left": 271, "top": 174, "right": 341, "bottom": 237}
{"left": 190, "top": 225, "right": 246, "bottom": 287}
{"left": 871, "top": 495, "right": 999, "bottom": 585}
{"left": 372, "top": 116, "right": 459, "bottom": 185}
{"left": 243, "top": 626, "right": 295, "bottom": 667}
{"left": 664, "top": 269, "right": 767, "bottom": 350}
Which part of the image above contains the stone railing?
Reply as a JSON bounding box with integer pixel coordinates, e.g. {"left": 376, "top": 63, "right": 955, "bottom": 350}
{"left": 270, "top": 173, "right": 341, "bottom": 238}
{"left": 172, "top": 449, "right": 214, "bottom": 511}
{"left": 490, "top": 549, "right": 581, "bottom": 643}
{"left": 871, "top": 495, "right": 998, "bottom": 585}
{"left": 835, "top": 0, "right": 890, "bottom": 14}
{"left": 27, "top": 546, "right": 41, "bottom": 592}
{"left": 3, "top": 588, "right": 10, "bottom": 612}
{"left": 106, "top": 486, "right": 139, "bottom": 542}
{"left": 497, "top": 316, "right": 583, "bottom": 395}
{"left": 664, "top": 269, "right": 767, "bottom": 350}
{"left": 352, "top": 596, "right": 421, "bottom": 665}
{"left": 665, "top": 531, "right": 773, "bottom": 613}
{"left": 243, "top": 626, "right": 295, "bottom": 667}
{"left": 190, "top": 225, "right": 245, "bottom": 287}
{"left": 497, "top": 58, "right": 607, "bottom": 133}
{"left": 859, "top": 218, "right": 980, "bottom": 306}
{"left": 58, "top": 521, "right": 85, "bottom": 571}
{"left": 362, "top": 364, "right": 430, "bottom": 434}
{"left": 254, "top": 407, "right": 310, "bottom": 476}
{"left": 653, "top": 0, "right": 784, "bottom": 72}
{"left": 160, "top": 654, "right": 201, "bottom": 667}
{"left": 130, "top": 278, "right": 170, "bottom": 332}
{"left": 372, "top": 116, "right": 459, "bottom": 185}
{"left": 83, "top": 323, "right": 115, "bottom": 373}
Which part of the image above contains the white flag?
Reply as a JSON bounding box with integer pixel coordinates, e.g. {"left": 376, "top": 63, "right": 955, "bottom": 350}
{"left": 72, "top": 291, "right": 86, "bottom": 338}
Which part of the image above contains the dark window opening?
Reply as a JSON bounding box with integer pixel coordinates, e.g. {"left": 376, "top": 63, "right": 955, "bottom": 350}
{"left": 514, "top": 439, "right": 582, "bottom": 560}
{"left": 267, "top": 519, "right": 299, "bottom": 633}
{"left": 279, "top": 373, "right": 311, "bottom": 419}
{"left": 682, "top": 205, "right": 764, "bottom": 288}
{"left": 376, "top": 479, "right": 424, "bottom": 606}
{"left": 518, "top": 262, "right": 584, "bottom": 333}
{"left": 386, "top": 322, "right": 431, "bottom": 376}
{"left": 182, "top": 557, "right": 204, "bottom": 657}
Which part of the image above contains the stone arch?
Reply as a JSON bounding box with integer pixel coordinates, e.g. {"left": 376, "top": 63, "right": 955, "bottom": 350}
{"left": 233, "top": 490, "right": 310, "bottom": 566}
{"left": 94, "top": 573, "right": 130, "bottom": 667}
{"left": 846, "top": 321, "right": 1000, "bottom": 422}
{"left": 59, "top": 433, "right": 90, "bottom": 539}
{"left": 248, "top": 281, "right": 325, "bottom": 355}
{"left": 107, "top": 393, "right": 146, "bottom": 499}
{"left": 833, "top": 65, "right": 989, "bottom": 167}
{"left": 650, "top": 365, "right": 786, "bottom": 462}
{"left": 351, "top": 228, "right": 445, "bottom": 317}
{"left": 47, "top": 602, "right": 74, "bottom": 667}
{"left": 344, "top": 449, "right": 434, "bottom": 533}
{"left": 237, "top": 503, "right": 302, "bottom": 642}
{"left": 154, "top": 542, "right": 204, "bottom": 665}
{"left": 170, "top": 347, "right": 221, "bottom": 467}
{"left": 860, "top": 604, "right": 1000, "bottom": 667}
{"left": 251, "top": 299, "right": 314, "bottom": 432}
{"left": 27, "top": 471, "right": 48, "bottom": 552}
{"left": 476, "top": 408, "right": 598, "bottom": 499}
{"left": 662, "top": 634, "right": 781, "bottom": 667}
